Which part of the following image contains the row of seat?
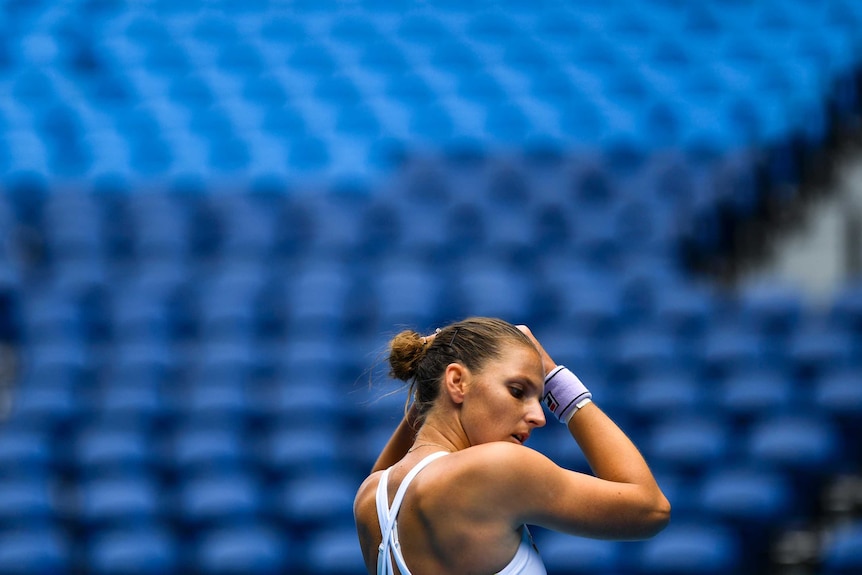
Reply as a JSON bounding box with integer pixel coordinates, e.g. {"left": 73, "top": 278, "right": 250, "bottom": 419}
{"left": 1, "top": 407, "right": 852, "bottom": 479}
{"left": 0, "top": 523, "right": 360, "bottom": 575}
{"left": 12, "top": 269, "right": 862, "bottom": 350}
{"left": 0, "top": 140, "right": 789, "bottom": 289}
{"left": 1, "top": 1, "right": 859, "bottom": 181}
{"left": 13, "top": 319, "right": 862, "bottom": 400}
{"left": 14, "top": 517, "right": 860, "bottom": 575}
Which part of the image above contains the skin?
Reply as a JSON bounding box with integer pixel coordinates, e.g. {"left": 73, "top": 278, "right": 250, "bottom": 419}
{"left": 354, "top": 325, "right": 671, "bottom": 575}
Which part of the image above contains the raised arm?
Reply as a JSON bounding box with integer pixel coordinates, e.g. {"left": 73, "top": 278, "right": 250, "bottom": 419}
{"left": 510, "top": 326, "right": 671, "bottom": 539}
{"left": 371, "top": 403, "right": 420, "bottom": 473}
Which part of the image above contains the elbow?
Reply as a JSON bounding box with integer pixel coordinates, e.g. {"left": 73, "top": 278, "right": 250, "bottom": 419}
{"left": 640, "top": 494, "right": 672, "bottom": 539}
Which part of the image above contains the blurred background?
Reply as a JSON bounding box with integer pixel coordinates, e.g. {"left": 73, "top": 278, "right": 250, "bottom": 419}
{"left": 1, "top": 0, "right": 862, "bottom": 574}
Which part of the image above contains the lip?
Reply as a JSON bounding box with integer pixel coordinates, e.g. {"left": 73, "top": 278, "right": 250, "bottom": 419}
{"left": 511, "top": 433, "right": 529, "bottom": 445}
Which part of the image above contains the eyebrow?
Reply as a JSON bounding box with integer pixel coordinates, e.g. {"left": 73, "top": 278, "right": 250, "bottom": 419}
{"left": 512, "top": 374, "right": 542, "bottom": 393}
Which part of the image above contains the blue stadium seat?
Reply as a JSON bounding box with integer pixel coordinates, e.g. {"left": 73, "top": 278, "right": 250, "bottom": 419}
{"left": 278, "top": 473, "right": 357, "bottom": 530}
{"left": 167, "top": 424, "right": 249, "bottom": 476}
{"left": 194, "top": 525, "right": 291, "bottom": 575}
{"left": 274, "top": 337, "right": 345, "bottom": 384}
{"left": 359, "top": 40, "right": 411, "bottom": 74}
{"left": 258, "top": 16, "right": 308, "bottom": 46}
{"left": 189, "top": 106, "right": 235, "bottom": 141}
{"left": 697, "top": 467, "right": 795, "bottom": 527}
{"left": 255, "top": 372, "right": 346, "bottom": 426}
{"left": 167, "top": 74, "right": 215, "bottom": 108}
{"left": 73, "top": 424, "right": 154, "bottom": 475}
{"left": 187, "top": 286, "right": 257, "bottom": 343}
{"left": 305, "top": 527, "right": 366, "bottom": 574}
{"left": 625, "top": 367, "right": 704, "bottom": 426}
{"left": 822, "top": 520, "right": 862, "bottom": 575}
{"left": 22, "top": 337, "right": 90, "bottom": 388}
{"left": 613, "top": 331, "right": 681, "bottom": 381}
{"left": 746, "top": 414, "right": 842, "bottom": 476}
{"left": 395, "top": 14, "right": 450, "bottom": 46}
{"left": 635, "top": 522, "right": 741, "bottom": 574}
{"left": 535, "top": 530, "right": 622, "bottom": 574}
{"left": 737, "top": 281, "right": 805, "bottom": 336}
{"left": 314, "top": 74, "right": 362, "bottom": 106}
{"left": 465, "top": 11, "right": 518, "bottom": 45}
{"left": 650, "top": 470, "right": 697, "bottom": 520}
{"left": 0, "top": 428, "right": 52, "bottom": 479}
{"left": 260, "top": 103, "right": 307, "bottom": 140}
{"left": 41, "top": 192, "right": 105, "bottom": 261}
{"left": 543, "top": 263, "right": 623, "bottom": 337}
{"left": 697, "top": 322, "right": 770, "bottom": 378}
{"left": 651, "top": 281, "right": 716, "bottom": 339}
{"left": 335, "top": 103, "right": 382, "bottom": 139}
{"left": 126, "top": 194, "right": 193, "bottom": 261}
{"left": 192, "top": 14, "right": 239, "bottom": 44}
{"left": 785, "top": 317, "right": 855, "bottom": 380}
{"left": 645, "top": 416, "right": 730, "bottom": 476}
{"left": 384, "top": 72, "right": 436, "bottom": 107}
{"left": 106, "top": 340, "right": 176, "bottom": 387}
{"left": 0, "top": 527, "right": 69, "bottom": 575}
{"left": 257, "top": 423, "right": 340, "bottom": 479}
{"left": 10, "top": 384, "right": 79, "bottom": 433}
{"left": 171, "top": 381, "right": 251, "bottom": 426}
{"left": 813, "top": 367, "right": 862, "bottom": 435}
{"left": 89, "top": 526, "right": 178, "bottom": 575}
{"left": 502, "top": 38, "right": 556, "bottom": 74}
{"left": 369, "top": 261, "right": 444, "bottom": 329}
{"left": 285, "top": 261, "right": 354, "bottom": 334}
{"left": 94, "top": 380, "right": 168, "bottom": 425}
{"left": 177, "top": 473, "right": 263, "bottom": 529}
{"left": 0, "top": 478, "right": 57, "bottom": 528}
{"left": 287, "top": 42, "right": 338, "bottom": 76}
{"left": 216, "top": 42, "right": 265, "bottom": 76}
{"left": 830, "top": 280, "right": 862, "bottom": 332}
{"left": 20, "top": 290, "right": 83, "bottom": 343}
{"left": 242, "top": 74, "right": 289, "bottom": 108}
{"left": 187, "top": 338, "right": 259, "bottom": 386}
{"left": 717, "top": 366, "right": 794, "bottom": 422}
{"left": 407, "top": 103, "right": 456, "bottom": 142}
{"left": 457, "top": 72, "right": 508, "bottom": 106}
{"left": 337, "top": 413, "right": 384, "bottom": 470}
{"left": 76, "top": 476, "right": 163, "bottom": 530}
{"left": 453, "top": 258, "right": 535, "bottom": 321}
{"left": 327, "top": 14, "right": 379, "bottom": 45}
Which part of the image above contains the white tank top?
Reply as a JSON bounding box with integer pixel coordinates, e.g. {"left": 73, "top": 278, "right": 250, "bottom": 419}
{"left": 375, "top": 452, "right": 547, "bottom": 575}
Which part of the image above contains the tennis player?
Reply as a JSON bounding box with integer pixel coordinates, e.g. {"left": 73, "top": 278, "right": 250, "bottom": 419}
{"left": 354, "top": 317, "right": 670, "bottom": 575}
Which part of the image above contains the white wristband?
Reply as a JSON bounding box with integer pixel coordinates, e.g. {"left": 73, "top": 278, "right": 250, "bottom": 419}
{"left": 542, "top": 366, "right": 592, "bottom": 424}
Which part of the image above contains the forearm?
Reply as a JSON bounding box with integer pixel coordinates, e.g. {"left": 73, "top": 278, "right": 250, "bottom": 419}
{"left": 567, "top": 402, "right": 663, "bottom": 494}
{"left": 371, "top": 407, "right": 419, "bottom": 473}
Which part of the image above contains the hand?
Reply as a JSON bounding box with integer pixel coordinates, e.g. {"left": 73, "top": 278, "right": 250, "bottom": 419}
{"left": 516, "top": 325, "right": 557, "bottom": 376}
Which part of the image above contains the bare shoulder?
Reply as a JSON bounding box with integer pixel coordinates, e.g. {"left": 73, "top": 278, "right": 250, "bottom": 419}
{"left": 457, "top": 442, "right": 559, "bottom": 481}
{"left": 420, "top": 443, "right": 560, "bottom": 518}
{"left": 354, "top": 470, "right": 384, "bottom": 574}
{"left": 354, "top": 470, "right": 383, "bottom": 517}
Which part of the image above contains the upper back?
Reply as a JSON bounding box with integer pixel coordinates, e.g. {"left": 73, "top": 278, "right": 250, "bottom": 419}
{"left": 354, "top": 443, "right": 539, "bottom": 575}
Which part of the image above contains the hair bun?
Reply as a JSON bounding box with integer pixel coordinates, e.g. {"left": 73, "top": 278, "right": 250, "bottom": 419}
{"left": 388, "top": 330, "right": 428, "bottom": 381}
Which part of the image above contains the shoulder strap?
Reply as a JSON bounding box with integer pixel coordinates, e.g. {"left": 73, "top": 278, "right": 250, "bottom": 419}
{"left": 375, "top": 452, "right": 449, "bottom": 575}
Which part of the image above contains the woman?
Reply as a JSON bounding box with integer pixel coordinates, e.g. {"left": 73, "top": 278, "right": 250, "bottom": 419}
{"left": 354, "top": 317, "right": 670, "bottom": 575}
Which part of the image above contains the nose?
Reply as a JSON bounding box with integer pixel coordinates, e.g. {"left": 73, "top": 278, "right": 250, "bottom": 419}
{"left": 527, "top": 398, "right": 546, "bottom": 428}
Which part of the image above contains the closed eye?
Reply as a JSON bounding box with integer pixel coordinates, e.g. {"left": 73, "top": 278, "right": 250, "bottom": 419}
{"left": 509, "top": 386, "right": 525, "bottom": 399}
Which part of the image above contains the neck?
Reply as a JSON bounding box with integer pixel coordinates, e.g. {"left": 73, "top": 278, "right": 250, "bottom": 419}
{"left": 412, "top": 412, "right": 470, "bottom": 453}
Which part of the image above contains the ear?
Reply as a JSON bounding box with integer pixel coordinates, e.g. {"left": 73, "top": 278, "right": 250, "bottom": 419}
{"left": 442, "top": 362, "right": 469, "bottom": 405}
